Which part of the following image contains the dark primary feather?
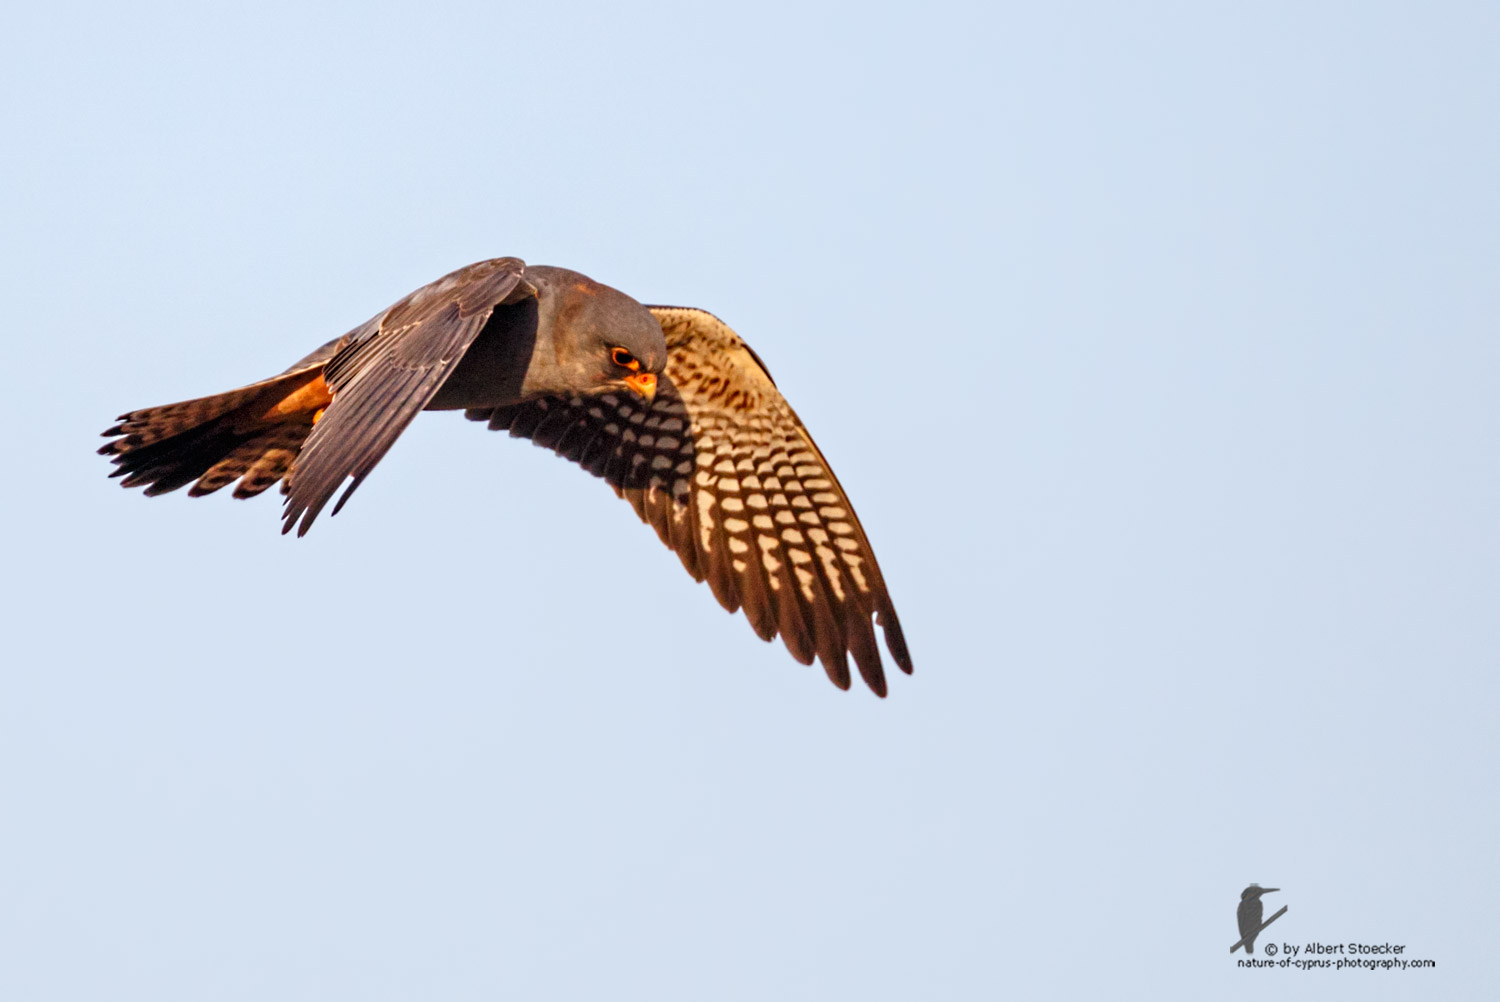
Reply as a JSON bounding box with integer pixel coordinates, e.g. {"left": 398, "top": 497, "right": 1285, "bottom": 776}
{"left": 281, "top": 258, "right": 529, "bottom": 535}
{"left": 468, "top": 306, "right": 911, "bottom": 696}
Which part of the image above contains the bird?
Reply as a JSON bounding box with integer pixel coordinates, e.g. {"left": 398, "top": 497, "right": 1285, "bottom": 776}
{"left": 100, "top": 257, "right": 912, "bottom": 695}
{"left": 1237, "top": 885, "right": 1279, "bottom": 953}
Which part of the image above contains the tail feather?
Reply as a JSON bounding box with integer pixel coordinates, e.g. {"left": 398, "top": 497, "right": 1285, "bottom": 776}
{"left": 101, "top": 383, "right": 276, "bottom": 450}
{"left": 101, "top": 370, "right": 323, "bottom": 500}
{"left": 190, "top": 423, "right": 311, "bottom": 498}
{"left": 111, "top": 418, "right": 262, "bottom": 495}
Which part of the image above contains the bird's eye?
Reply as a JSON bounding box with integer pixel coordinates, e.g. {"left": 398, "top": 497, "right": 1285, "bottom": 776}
{"left": 610, "top": 347, "right": 638, "bottom": 369}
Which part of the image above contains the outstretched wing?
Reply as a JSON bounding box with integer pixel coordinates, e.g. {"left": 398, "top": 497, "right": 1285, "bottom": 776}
{"left": 467, "top": 306, "right": 911, "bottom": 696}
{"left": 282, "top": 257, "right": 531, "bottom": 536}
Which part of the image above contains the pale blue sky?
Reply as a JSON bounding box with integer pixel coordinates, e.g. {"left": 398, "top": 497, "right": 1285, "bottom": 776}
{"left": 2, "top": 2, "right": 1496, "bottom": 999}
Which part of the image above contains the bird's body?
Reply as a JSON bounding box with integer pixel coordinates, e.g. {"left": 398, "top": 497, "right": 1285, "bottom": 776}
{"left": 1237, "top": 885, "right": 1278, "bottom": 953}
{"left": 101, "top": 258, "right": 911, "bottom": 694}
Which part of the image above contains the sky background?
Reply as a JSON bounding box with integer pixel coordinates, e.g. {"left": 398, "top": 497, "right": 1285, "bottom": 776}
{"left": 2, "top": 1, "right": 1496, "bottom": 998}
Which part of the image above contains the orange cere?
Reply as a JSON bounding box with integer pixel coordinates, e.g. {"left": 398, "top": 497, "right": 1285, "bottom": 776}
{"left": 624, "top": 371, "right": 657, "bottom": 401}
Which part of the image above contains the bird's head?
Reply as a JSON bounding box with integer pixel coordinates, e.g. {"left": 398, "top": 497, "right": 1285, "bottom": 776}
{"left": 524, "top": 265, "right": 667, "bottom": 403}
{"left": 1241, "top": 885, "right": 1279, "bottom": 901}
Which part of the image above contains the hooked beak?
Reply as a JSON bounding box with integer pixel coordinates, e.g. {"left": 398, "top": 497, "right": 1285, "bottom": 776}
{"left": 623, "top": 371, "right": 657, "bottom": 403}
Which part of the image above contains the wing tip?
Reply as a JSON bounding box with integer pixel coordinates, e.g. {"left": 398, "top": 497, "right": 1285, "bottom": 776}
{"left": 877, "top": 607, "right": 914, "bottom": 675}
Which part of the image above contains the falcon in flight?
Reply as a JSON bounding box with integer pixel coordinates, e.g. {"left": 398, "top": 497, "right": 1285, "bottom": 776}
{"left": 100, "top": 258, "right": 911, "bottom": 694}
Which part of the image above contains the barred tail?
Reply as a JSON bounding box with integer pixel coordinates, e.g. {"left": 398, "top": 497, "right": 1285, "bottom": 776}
{"left": 100, "top": 368, "right": 328, "bottom": 500}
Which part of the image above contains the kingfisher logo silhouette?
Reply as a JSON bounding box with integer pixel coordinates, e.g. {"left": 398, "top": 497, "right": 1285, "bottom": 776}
{"left": 1231, "top": 885, "right": 1287, "bottom": 954}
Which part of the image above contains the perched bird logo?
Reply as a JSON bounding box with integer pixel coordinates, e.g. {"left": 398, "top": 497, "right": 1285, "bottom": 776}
{"left": 99, "top": 258, "right": 911, "bottom": 695}
{"left": 1233, "top": 884, "right": 1285, "bottom": 954}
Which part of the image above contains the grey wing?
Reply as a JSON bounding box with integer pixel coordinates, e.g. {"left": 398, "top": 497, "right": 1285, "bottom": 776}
{"left": 282, "top": 257, "right": 531, "bottom": 535}
{"left": 466, "top": 305, "right": 911, "bottom": 696}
